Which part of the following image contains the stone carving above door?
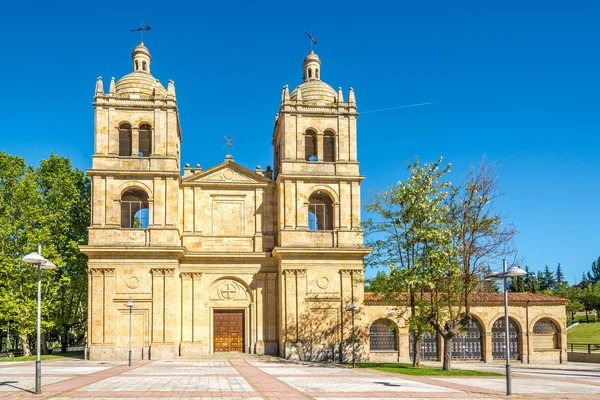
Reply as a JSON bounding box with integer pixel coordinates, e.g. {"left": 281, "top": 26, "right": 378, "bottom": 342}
{"left": 210, "top": 279, "right": 249, "bottom": 301}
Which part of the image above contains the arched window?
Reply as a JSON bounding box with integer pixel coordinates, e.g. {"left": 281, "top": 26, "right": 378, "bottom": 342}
{"left": 308, "top": 191, "right": 333, "bottom": 231}
{"left": 370, "top": 319, "right": 397, "bottom": 351}
{"left": 316, "top": 68, "right": 319, "bottom": 79}
{"left": 305, "top": 129, "right": 317, "bottom": 161}
{"left": 138, "top": 124, "right": 152, "bottom": 157}
{"left": 142, "top": 61, "right": 147, "bottom": 71}
{"left": 121, "top": 189, "right": 149, "bottom": 228}
{"left": 308, "top": 68, "right": 312, "bottom": 79}
{"left": 323, "top": 130, "right": 335, "bottom": 162}
{"left": 135, "top": 60, "right": 139, "bottom": 71}
{"left": 533, "top": 318, "right": 559, "bottom": 350}
{"left": 119, "top": 123, "right": 132, "bottom": 156}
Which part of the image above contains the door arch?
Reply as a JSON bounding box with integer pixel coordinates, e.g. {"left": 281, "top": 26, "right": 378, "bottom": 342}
{"left": 409, "top": 331, "right": 438, "bottom": 360}
{"left": 452, "top": 319, "right": 483, "bottom": 360}
{"left": 492, "top": 317, "right": 520, "bottom": 359}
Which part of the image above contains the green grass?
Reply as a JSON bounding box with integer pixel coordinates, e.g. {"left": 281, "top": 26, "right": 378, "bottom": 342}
{"left": 355, "top": 362, "right": 502, "bottom": 376}
{"left": 0, "top": 350, "right": 84, "bottom": 362}
{"left": 568, "top": 322, "right": 600, "bottom": 343}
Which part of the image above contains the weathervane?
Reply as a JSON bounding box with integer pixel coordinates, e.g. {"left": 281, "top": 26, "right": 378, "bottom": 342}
{"left": 220, "top": 133, "right": 237, "bottom": 155}
{"left": 131, "top": 24, "right": 151, "bottom": 42}
{"left": 304, "top": 31, "right": 317, "bottom": 51}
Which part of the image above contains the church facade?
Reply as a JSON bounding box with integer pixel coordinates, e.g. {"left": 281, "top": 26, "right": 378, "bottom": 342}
{"left": 82, "top": 43, "right": 568, "bottom": 364}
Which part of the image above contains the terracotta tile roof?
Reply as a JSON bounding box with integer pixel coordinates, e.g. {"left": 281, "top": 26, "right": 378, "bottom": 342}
{"left": 364, "top": 292, "right": 569, "bottom": 305}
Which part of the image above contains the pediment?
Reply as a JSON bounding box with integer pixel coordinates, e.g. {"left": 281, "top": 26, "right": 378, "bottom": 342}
{"left": 182, "top": 160, "right": 273, "bottom": 186}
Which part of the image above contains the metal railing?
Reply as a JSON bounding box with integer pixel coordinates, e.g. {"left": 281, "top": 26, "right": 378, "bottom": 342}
{"left": 568, "top": 343, "right": 600, "bottom": 353}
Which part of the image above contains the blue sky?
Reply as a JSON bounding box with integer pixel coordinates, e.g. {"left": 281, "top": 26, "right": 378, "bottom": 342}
{"left": 0, "top": 1, "right": 598, "bottom": 283}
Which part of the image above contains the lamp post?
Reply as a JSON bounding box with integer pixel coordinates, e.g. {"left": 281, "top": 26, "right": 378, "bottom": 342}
{"left": 484, "top": 259, "right": 527, "bottom": 396}
{"left": 125, "top": 298, "right": 134, "bottom": 366}
{"left": 22, "top": 244, "right": 56, "bottom": 395}
{"left": 346, "top": 302, "right": 360, "bottom": 368}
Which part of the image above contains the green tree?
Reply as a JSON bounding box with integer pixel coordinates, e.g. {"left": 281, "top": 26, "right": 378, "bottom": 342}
{"left": 366, "top": 270, "right": 389, "bottom": 292}
{"left": 580, "top": 283, "right": 600, "bottom": 323}
{"left": 429, "top": 159, "right": 517, "bottom": 371}
{"left": 0, "top": 152, "right": 89, "bottom": 355}
{"left": 36, "top": 155, "right": 90, "bottom": 352}
{"left": 509, "top": 274, "right": 526, "bottom": 292}
{"left": 555, "top": 263, "right": 565, "bottom": 287}
{"left": 542, "top": 265, "right": 556, "bottom": 292}
{"left": 555, "top": 284, "right": 583, "bottom": 323}
{"left": 365, "top": 157, "right": 451, "bottom": 367}
{"left": 587, "top": 256, "right": 600, "bottom": 284}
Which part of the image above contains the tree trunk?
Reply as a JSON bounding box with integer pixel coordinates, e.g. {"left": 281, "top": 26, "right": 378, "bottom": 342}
{"left": 412, "top": 334, "right": 422, "bottom": 367}
{"left": 442, "top": 335, "right": 452, "bottom": 371}
{"left": 20, "top": 333, "right": 31, "bottom": 356}
{"left": 61, "top": 327, "right": 69, "bottom": 353}
{"left": 41, "top": 332, "right": 49, "bottom": 355}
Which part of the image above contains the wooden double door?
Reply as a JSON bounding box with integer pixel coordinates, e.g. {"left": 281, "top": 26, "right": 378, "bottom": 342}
{"left": 213, "top": 310, "right": 244, "bottom": 352}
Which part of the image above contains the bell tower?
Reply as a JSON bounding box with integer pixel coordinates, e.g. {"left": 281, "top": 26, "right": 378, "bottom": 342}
{"left": 272, "top": 50, "right": 369, "bottom": 360}
{"left": 272, "top": 50, "right": 363, "bottom": 245}
{"left": 88, "top": 42, "right": 182, "bottom": 242}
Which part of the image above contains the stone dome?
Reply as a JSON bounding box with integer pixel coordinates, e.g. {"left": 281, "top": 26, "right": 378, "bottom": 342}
{"left": 115, "top": 72, "right": 167, "bottom": 97}
{"left": 290, "top": 81, "right": 337, "bottom": 105}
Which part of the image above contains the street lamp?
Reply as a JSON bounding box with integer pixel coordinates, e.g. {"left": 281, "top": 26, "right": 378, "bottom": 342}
{"left": 346, "top": 301, "right": 360, "bottom": 368}
{"left": 125, "top": 298, "right": 134, "bottom": 366}
{"left": 22, "top": 244, "right": 56, "bottom": 395}
{"left": 484, "top": 259, "right": 527, "bottom": 396}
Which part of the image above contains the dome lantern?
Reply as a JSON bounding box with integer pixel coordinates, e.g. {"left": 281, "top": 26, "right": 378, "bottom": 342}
{"left": 132, "top": 42, "right": 152, "bottom": 74}
{"left": 302, "top": 50, "right": 321, "bottom": 82}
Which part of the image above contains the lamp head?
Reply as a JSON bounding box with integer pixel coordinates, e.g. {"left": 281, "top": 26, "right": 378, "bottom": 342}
{"left": 505, "top": 266, "right": 528, "bottom": 277}
{"left": 41, "top": 260, "right": 56, "bottom": 270}
{"left": 346, "top": 305, "right": 360, "bottom": 312}
{"left": 125, "top": 298, "right": 135, "bottom": 308}
{"left": 22, "top": 252, "right": 46, "bottom": 264}
{"left": 484, "top": 273, "right": 502, "bottom": 281}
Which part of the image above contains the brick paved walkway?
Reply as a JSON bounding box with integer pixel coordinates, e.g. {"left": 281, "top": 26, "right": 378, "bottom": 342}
{"left": 0, "top": 356, "right": 599, "bottom": 399}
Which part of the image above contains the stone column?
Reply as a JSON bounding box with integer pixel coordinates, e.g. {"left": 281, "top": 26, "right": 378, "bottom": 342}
{"left": 151, "top": 269, "right": 165, "bottom": 345}
{"left": 255, "top": 273, "right": 265, "bottom": 354}
{"left": 484, "top": 329, "right": 493, "bottom": 363}
{"left": 254, "top": 188, "right": 263, "bottom": 251}
{"left": 131, "top": 127, "right": 139, "bottom": 156}
{"left": 103, "top": 269, "right": 115, "bottom": 344}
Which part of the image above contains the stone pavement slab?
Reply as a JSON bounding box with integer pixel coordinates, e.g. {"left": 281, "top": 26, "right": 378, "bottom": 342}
{"left": 79, "top": 376, "right": 253, "bottom": 392}
{"left": 433, "top": 377, "right": 600, "bottom": 395}
{"left": 278, "top": 376, "right": 460, "bottom": 394}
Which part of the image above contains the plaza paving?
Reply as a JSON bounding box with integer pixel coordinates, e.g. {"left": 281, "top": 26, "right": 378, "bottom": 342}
{"left": 0, "top": 356, "right": 599, "bottom": 399}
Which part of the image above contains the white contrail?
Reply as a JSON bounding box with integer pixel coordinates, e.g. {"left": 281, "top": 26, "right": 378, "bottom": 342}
{"left": 360, "top": 101, "right": 433, "bottom": 114}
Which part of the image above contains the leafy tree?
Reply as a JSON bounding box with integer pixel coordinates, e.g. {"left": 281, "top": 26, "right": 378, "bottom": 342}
{"left": 430, "top": 158, "right": 517, "bottom": 371}
{"left": 366, "top": 270, "right": 390, "bottom": 292}
{"left": 0, "top": 152, "right": 89, "bottom": 355}
{"left": 580, "top": 282, "right": 600, "bottom": 323}
{"left": 365, "top": 157, "right": 451, "bottom": 367}
{"left": 588, "top": 256, "right": 600, "bottom": 284}
{"left": 555, "top": 284, "right": 583, "bottom": 323}
{"left": 36, "top": 155, "right": 90, "bottom": 352}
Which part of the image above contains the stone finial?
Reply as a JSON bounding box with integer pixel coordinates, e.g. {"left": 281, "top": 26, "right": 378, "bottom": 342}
{"left": 109, "top": 77, "right": 116, "bottom": 94}
{"left": 282, "top": 85, "right": 290, "bottom": 103}
{"left": 95, "top": 77, "right": 104, "bottom": 95}
{"left": 296, "top": 87, "right": 303, "bottom": 103}
{"left": 168, "top": 80, "right": 176, "bottom": 97}
{"left": 348, "top": 87, "right": 356, "bottom": 105}
{"left": 338, "top": 87, "right": 344, "bottom": 103}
